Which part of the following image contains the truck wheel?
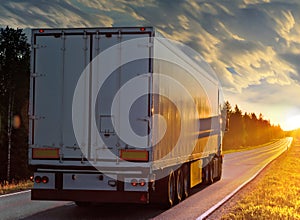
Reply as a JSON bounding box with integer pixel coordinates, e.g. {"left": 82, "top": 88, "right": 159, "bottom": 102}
{"left": 182, "top": 164, "right": 189, "bottom": 199}
{"left": 149, "top": 170, "right": 175, "bottom": 208}
{"left": 176, "top": 168, "right": 184, "bottom": 202}
{"left": 203, "top": 163, "right": 213, "bottom": 185}
{"left": 207, "top": 162, "right": 214, "bottom": 185}
{"left": 215, "top": 157, "right": 222, "bottom": 181}
{"left": 167, "top": 171, "right": 176, "bottom": 207}
{"left": 203, "top": 164, "right": 209, "bottom": 184}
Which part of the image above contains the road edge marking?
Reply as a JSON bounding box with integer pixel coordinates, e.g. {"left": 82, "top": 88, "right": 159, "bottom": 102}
{"left": 0, "top": 190, "right": 31, "bottom": 198}
{"left": 197, "top": 137, "right": 293, "bottom": 220}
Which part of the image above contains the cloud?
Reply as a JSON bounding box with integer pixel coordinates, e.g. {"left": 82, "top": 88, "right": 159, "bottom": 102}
{"left": 0, "top": 0, "right": 105, "bottom": 27}
{"left": 177, "top": 15, "right": 190, "bottom": 30}
{"left": 0, "top": 0, "right": 151, "bottom": 28}
{"left": 279, "top": 52, "right": 300, "bottom": 82}
{"left": 219, "top": 38, "right": 295, "bottom": 88}
{"left": 130, "top": 11, "right": 146, "bottom": 21}
{"left": 179, "top": 1, "right": 300, "bottom": 92}
{"left": 92, "top": 14, "right": 114, "bottom": 27}
{"left": 76, "top": 0, "right": 124, "bottom": 12}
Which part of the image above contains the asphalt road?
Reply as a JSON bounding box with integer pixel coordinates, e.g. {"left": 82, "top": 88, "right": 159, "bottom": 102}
{"left": 0, "top": 191, "right": 68, "bottom": 220}
{"left": 0, "top": 138, "right": 292, "bottom": 220}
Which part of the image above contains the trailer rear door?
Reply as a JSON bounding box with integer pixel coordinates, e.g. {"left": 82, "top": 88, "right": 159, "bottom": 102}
{"left": 91, "top": 31, "right": 152, "bottom": 161}
{"left": 31, "top": 30, "right": 90, "bottom": 159}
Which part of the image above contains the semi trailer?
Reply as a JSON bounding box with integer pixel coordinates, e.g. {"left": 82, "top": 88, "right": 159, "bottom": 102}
{"left": 29, "top": 27, "right": 225, "bottom": 207}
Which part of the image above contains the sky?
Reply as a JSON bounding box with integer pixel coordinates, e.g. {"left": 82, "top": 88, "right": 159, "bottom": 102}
{"left": 0, "top": 0, "right": 300, "bottom": 130}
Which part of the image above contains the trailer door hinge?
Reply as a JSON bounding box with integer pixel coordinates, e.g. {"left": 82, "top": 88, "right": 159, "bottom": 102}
{"left": 95, "top": 31, "right": 100, "bottom": 39}
{"left": 31, "top": 73, "right": 46, "bottom": 78}
{"left": 29, "top": 115, "right": 45, "bottom": 120}
{"left": 65, "top": 145, "right": 80, "bottom": 150}
{"left": 32, "top": 44, "right": 47, "bottom": 49}
{"left": 32, "top": 44, "right": 39, "bottom": 49}
{"left": 83, "top": 31, "right": 88, "bottom": 39}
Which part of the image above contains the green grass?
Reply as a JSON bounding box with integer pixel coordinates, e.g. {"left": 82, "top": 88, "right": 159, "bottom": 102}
{"left": 0, "top": 180, "right": 33, "bottom": 195}
{"left": 221, "top": 139, "right": 300, "bottom": 219}
{"left": 223, "top": 139, "right": 279, "bottom": 154}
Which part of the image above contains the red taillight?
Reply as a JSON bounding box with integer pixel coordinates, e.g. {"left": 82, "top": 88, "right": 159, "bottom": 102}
{"left": 39, "top": 29, "right": 44, "bottom": 33}
{"left": 41, "top": 176, "right": 49, "bottom": 184}
{"left": 140, "top": 27, "right": 146, "bottom": 31}
{"left": 131, "top": 179, "right": 138, "bottom": 187}
{"left": 34, "top": 176, "right": 41, "bottom": 184}
{"left": 139, "top": 179, "right": 146, "bottom": 186}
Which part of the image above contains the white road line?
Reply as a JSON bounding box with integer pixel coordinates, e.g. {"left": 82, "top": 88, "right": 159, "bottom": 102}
{"left": 197, "top": 138, "right": 292, "bottom": 220}
{"left": 0, "top": 190, "right": 31, "bottom": 198}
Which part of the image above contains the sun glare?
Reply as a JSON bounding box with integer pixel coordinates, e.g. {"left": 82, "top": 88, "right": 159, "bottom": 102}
{"left": 283, "top": 115, "right": 300, "bottom": 131}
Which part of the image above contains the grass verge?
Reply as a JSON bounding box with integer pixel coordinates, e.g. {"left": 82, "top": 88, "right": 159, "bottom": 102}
{"left": 0, "top": 180, "right": 33, "bottom": 195}
{"left": 220, "top": 139, "right": 300, "bottom": 219}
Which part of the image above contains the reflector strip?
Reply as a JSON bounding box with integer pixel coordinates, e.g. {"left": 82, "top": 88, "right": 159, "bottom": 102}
{"left": 120, "top": 149, "right": 149, "bottom": 162}
{"left": 32, "top": 148, "right": 60, "bottom": 159}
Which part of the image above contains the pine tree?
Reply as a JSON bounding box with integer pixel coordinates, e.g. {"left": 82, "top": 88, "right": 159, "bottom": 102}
{"left": 0, "top": 26, "right": 30, "bottom": 182}
{"left": 222, "top": 102, "right": 284, "bottom": 151}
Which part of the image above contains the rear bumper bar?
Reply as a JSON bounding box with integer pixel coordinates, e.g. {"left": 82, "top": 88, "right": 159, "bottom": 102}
{"left": 31, "top": 189, "right": 149, "bottom": 204}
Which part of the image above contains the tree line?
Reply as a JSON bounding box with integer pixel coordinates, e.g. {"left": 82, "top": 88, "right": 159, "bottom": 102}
{"left": 0, "top": 26, "right": 30, "bottom": 183}
{"left": 0, "top": 26, "right": 286, "bottom": 183}
{"left": 222, "top": 102, "right": 285, "bottom": 151}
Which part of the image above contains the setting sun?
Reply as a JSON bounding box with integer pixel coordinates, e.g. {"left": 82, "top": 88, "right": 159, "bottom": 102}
{"left": 283, "top": 115, "right": 300, "bottom": 131}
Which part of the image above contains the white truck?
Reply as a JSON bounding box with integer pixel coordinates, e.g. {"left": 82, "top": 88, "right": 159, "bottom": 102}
{"left": 29, "top": 27, "right": 224, "bottom": 207}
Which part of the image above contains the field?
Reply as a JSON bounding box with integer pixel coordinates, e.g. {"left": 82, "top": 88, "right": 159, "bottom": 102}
{"left": 0, "top": 180, "right": 33, "bottom": 195}
{"left": 214, "top": 136, "right": 300, "bottom": 219}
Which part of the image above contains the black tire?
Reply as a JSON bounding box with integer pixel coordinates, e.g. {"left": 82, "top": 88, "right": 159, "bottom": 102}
{"left": 215, "top": 157, "right": 223, "bottom": 181}
{"left": 182, "top": 164, "right": 189, "bottom": 199}
{"left": 203, "top": 164, "right": 209, "bottom": 184}
{"left": 203, "top": 162, "right": 213, "bottom": 185}
{"left": 208, "top": 162, "right": 214, "bottom": 185}
{"left": 149, "top": 170, "right": 176, "bottom": 208}
{"left": 176, "top": 168, "right": 184, "bottom": 203}
{"left": 167, "top": 171, "right": 176, "bottom": 207}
